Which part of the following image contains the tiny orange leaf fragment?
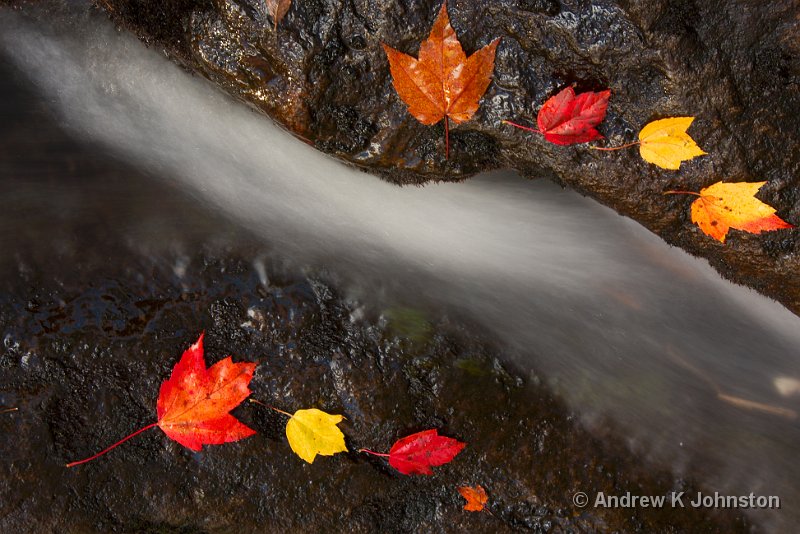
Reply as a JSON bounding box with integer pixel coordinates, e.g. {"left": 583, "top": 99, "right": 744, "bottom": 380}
{"left": 382, "top": 1, "right": 499, "bottom": 157}
{"left": 666, "top": 181, "right": 794, "bottom": 243}
{"left": 458, "top": 484, "right": 488, "bottom": 512}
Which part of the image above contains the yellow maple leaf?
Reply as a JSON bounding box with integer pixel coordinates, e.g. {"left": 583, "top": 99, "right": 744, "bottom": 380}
{"left": 285, "top": 408, "right": 347, "bottom": 463}
{"left": 638, "top": 117, "right": 706, "bottom": 170}
{"left": 666, "top": 181, "right": 794, "bottom": 243}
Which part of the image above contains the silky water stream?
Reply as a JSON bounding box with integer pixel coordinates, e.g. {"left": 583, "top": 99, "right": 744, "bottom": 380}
{"left": 0, "top": 5, "right": 798, "bottom": 531}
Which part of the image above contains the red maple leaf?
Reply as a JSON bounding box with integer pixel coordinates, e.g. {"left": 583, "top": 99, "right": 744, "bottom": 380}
{"left": 156, "top": 333, "right": 257, "bottom": 450}
{"left": 360, "top": 429, "right": 465, "bottom": 475}
{"left": 67, "top": 333, "right": 256, "bottom": 467}
{"left": 505, "top": 86, "right": 610, "bottom": 145}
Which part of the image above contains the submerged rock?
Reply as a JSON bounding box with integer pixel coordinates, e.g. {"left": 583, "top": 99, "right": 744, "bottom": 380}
{"left": 94, "top": 0, "right": 800, "bottom": 316}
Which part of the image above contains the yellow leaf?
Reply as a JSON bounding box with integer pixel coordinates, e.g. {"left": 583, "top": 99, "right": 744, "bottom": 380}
{"left": 285, "top": 408, "right": 347, "bottom": 463}
{"left": 638, "top": 117, "right": 706, "bottom": 170}
{"left": 687, "top": 181, "right": 793, "bottom": 243}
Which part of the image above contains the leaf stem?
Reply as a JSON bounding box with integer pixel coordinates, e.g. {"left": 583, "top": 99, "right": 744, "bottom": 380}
{"left": 249, "top": 398, "right": 292, "bottom": 418}
{"left": 66, "top": 422, "right": 158, "bottom": 468}
{"left": 444, "top": 116, "right": 450, "bottom": 160}
{"left": 502, "top": 120, "right": 542, "bottom": 135}
{"left": 0, "top": 407, "right": 18, "bottom": 414}
{"left": 588, "top": 140, "right": 641, "bottom": 151}
{"left": 663, "top": 190, "right": 701, "bottom": 197}
{"left": 358, "top": 448, "right": 390, "bottom": 457}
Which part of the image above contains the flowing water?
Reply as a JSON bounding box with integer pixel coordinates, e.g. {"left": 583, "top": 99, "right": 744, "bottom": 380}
{"left": 1, "top": 5, "right": 799, "bottom": 531}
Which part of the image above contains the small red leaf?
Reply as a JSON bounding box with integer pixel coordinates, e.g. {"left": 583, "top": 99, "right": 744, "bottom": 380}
{"left": 388, "top": 429, "right": 466, "bottom": 475}
{"left": 537, "top": 87, "right": 610, "bottom": 145}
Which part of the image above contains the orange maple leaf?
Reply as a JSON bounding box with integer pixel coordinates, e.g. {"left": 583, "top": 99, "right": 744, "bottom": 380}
{"left": 665, "top": 181, "right": 794, "bottom": 243}
{"left": 382, "top": 1, "right": 499, "bottom": 158}
{"left": 67, "top": 333, "right": 256, "bottom": 467}
{"left": 458, "top": 484, "right": 489, "bottom": 512}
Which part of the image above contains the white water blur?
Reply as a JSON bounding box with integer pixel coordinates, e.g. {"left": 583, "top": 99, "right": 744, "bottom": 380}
{"left": 2, "top": 7, "right": 798, "bottom": 530}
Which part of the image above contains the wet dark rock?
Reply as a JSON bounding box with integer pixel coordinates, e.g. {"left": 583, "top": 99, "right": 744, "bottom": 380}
{"left": 0, "top": 253, "right": 752, "bottom": 533}
{"left": 0, "top": 57, "right": 752, "bottom": 532}
{"left": 95, "top": 0, "right": 800, "bottom": 315}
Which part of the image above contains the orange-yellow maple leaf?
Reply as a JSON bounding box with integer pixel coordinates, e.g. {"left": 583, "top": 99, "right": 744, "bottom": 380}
{"left": 666, "top": 181, "right": 794, "bottom": 243}
{"left": 382, "top": 1, "right": 499, "bottom": 157}
{"left": 458, "top": 484, "right": 488, "bottom": 512}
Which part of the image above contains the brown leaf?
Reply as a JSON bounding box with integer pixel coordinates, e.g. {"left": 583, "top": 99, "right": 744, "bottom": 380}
{"left": 266, "top": 0, "right": 292, "bottom": 31}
